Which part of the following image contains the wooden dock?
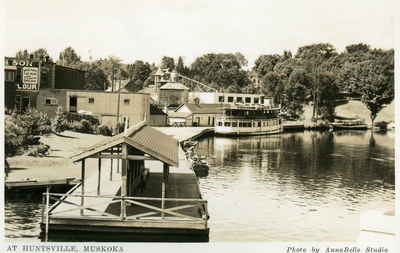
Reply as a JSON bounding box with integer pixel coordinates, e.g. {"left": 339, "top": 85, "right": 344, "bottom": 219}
{"left": 41, "top": 123, "right": 209, "bottom": 242}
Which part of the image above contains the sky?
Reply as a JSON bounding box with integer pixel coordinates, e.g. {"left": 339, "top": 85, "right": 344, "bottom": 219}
{"left": 3, "top": 0, "right": 396, "bottom": 67}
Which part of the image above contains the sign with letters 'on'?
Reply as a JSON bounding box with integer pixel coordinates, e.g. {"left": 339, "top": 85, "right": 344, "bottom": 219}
{"left": 20, "top": 67, "right": 39, "bottom": 90}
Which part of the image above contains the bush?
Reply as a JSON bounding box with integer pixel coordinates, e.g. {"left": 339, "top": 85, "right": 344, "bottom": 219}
{"left": 52, "top": 106, "right": 68, "bottom": 133}
{"left": 70, "top": 119, "right": 95, "bottom": 134}
{"left": 14, "top": 109, "right": 52, "bottom": 136}
{"left": 5, "top": 116, "right": 25, "bottom": 156}
{"left": 65, "top": 112, "right": 100, "bottom": 125}
{"left": 26, "top": 144, "right": 50, "bottom": 157}
{"left": 97, "top": 125, "right": 112, "bottom": 136}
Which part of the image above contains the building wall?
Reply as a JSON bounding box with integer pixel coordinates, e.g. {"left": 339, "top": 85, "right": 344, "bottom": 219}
{"left": 190, "top": 113, "right": 218, "bottom": 127}
{"left": 37, "top": 89, "right": 150, "bottom": 128}
{"left": 54, "top": 65, "right": 86, "bottom": 89}
{"left": 36, "top": 89, "right": 68, "bottom": 118}
{"left": 149, "top": 114, "right": 167, "bottom": 126}
{"left": 159, "top": 89, "right": 188, "bottom": 106}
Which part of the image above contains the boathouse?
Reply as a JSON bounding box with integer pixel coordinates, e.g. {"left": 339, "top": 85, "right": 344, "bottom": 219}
{"left": 41, "top": 121, "right": 209, "bottom": 242}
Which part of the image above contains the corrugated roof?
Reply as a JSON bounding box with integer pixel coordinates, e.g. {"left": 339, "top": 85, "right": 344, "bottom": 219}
{"left": 160, "top": 82, "right": 189, "bottom": 90}
{"left": 176, "top": 103, "right": 224, "bottom": 114}
{"left": 70, "top": 121, "right": 178, "bottom": 166}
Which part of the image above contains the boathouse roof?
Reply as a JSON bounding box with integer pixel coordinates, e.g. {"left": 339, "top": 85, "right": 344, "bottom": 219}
{"left": 70, "top": 121, "right": 178, "bottom": 166}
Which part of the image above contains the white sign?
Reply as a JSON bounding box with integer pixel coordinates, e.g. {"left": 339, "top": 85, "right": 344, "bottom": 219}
{"left": 22, "top": 67, "right": 39, "bottom": 90}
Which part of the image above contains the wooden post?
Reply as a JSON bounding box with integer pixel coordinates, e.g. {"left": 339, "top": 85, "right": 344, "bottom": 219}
{"left": 120, "top": 144, "right": 128, "bottom": 220}
{"left": 80, "top": 159, "right": 85, "bottom": 216}
{"left": 161, "top": 163, "right": 169, "bottom": 219}
{"left": 97, "top": 157, "right": 101, "bottom": 195}
{"left": 110, "top": 148, "right": 113, "bottom": 181}
{"left": 45, "top": 186, "right": 50, "bottom": 242}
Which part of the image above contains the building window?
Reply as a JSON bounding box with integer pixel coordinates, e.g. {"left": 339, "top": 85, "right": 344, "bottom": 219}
{"left": 5, "top": 71, "right": 15, "bottom": 82}
{"left": 236, "top": 97, "right": 243, "bottom": 103}
{"left": 45, "top": 97, "right": 58, "bottom": 106}
{"left": 88, "top": 98, "right": 95, "bottom": 104}
{"left": 218, "top": 122, "right": 223, "bottom": 126}
{"left": 228, "top": 96, "right": 234, "bottom": 103}
{"left": 245, "top": 97, "right": 251, "bottom": 103}
{"left": 124, "top": 99, "right": 130, "bottom": 105}
{"left": 254, "top": 97, "right": 259, "bottom": 104}
{"left": 218, "top": 96, "right": 224, "bottom": 102}
{"left": 224, "top": 122, "right": 230, "bottom": 127}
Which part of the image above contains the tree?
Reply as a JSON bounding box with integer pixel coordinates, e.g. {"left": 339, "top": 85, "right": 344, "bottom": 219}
{"left": 295, "top": 43, "right": 337, "bottom": 62}
{"left": 253, "top": 54, "right": 282, "bottom": 77}
{"left": 176, "top": 56, "right": 185, "bottom": 74}
{"left": 58, "top": 47, "right": 81, "bottom": 67}
{"left": 191, "top": 53, "right": 250, "bottom": 90}
{"left": 77, "top": 61, "right": 108, "bottom": 90}
{"left": 160, "top": 56, "right": 175, "bottom": 71}
{"left": 262, "top": 72, "right": 285, "bottom": 104}
{"left": 345, "top": 43, "right": 370, "bottom": 54}
{"left": 15, "top": 49, "right": 30, "bottom": 60}
{"left": 124, "top": 60, "right": 152, "bottom": 92}
{"left": 353, "top": 60, "right": 393, "bottom": 125}
{"left": 15, "top": 48, "right": 52, "bottom": 61}
{"left": 282, "top": 68, "right": 313, "bottom": 119}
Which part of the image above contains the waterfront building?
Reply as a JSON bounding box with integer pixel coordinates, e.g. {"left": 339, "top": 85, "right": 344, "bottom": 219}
{"left": 4, "top": 57, "right": 85, "bottom": 112}
{"left": 36, "top": 89, "right": 150, "bottom": 128}
{"left": 174, "top": 103, "right": 224, "bottom": 127}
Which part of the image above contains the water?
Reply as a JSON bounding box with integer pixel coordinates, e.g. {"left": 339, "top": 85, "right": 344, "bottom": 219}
{"left": 4, "top": 131, "right": 395, "bottom": 242}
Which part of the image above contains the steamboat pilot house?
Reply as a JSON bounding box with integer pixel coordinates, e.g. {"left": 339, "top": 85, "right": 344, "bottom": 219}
{"left": 215, "top": 104, "right": 282, "bottom": 136}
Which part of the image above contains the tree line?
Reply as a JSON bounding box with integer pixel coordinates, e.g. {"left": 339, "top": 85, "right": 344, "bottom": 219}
{"left": 14, "top": 42, "right": 394, "bottom": 123}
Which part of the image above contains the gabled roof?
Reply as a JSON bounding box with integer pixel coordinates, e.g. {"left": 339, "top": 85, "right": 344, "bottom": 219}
{"left": 160, "top": 82, "right": 189, "bottom": 90}
{"left": 70, "top": 121, "right": 178, "bottom": 166}
{"left": 175, "top": 103, "right": 225, "bottom": 114}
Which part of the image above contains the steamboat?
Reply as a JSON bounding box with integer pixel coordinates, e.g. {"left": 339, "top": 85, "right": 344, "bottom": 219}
{"left": 214, "top": 104, "right": 282, "bottom": 136}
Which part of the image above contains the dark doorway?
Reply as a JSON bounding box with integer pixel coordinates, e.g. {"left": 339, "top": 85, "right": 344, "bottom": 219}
{"left": 69, "top": 96, "right": 77, "bottom": 112}
{"left": 22, "top": 96, "right": 30, "bottom": 112}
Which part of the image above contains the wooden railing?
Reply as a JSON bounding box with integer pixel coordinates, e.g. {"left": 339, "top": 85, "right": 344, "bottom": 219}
{"left": 42, "top": 192, "right": 209, "bottom": 241}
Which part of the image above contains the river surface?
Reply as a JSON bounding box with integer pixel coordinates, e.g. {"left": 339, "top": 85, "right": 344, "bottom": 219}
{"left": 5, "top": 131, "right": 395, "bottom": 242}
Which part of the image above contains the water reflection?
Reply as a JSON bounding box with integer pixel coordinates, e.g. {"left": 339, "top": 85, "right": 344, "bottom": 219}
{"left": 196, "top": 131, "right": 395, "bottom": 241}
{"left": 4, "top": 131, "right": 395, "bottom": 241}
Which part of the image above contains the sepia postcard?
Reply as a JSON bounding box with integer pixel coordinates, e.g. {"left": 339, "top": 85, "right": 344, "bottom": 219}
{"left": 1, "top": 0, "right": 398, "bottom": 252}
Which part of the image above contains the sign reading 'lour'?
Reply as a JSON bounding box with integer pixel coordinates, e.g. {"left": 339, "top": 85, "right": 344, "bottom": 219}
{"left": 20, "top": 67, "right": 39, "bottom": 90}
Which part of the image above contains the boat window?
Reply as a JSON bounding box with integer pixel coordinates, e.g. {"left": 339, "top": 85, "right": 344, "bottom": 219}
{"left": 245, "top": 97, "right": 251, "bottom": 103}
{"left": 224, "top": 122, "right": 231, "bottom": 127}
{"left": 218, "top": 122, "right": 222, "bottom": 126}
{"left": 227, "top": 96, "right": 233, "bottom": 102}
{"left": 236, "top": 97, "right": 243, "bottom": 103}
{"left": 263, "top": 122, "right": 266, "bottom": 127}
{"left": 232, "top": 122, "right": 237, "bottom": 127}
{"left": 254, "top": 97, "right": 259, "bottom": 104}
{"left": 260, "top": 96, "right": 265, "bottom": 104}
{"left": 219, "top": 96, "right": 224, "bottom": 102}
{"left": 239, "top": 122, "right": 243, "bottom": 127}
{"left": 258, "top": 121, "right": 261, "bottom": 127}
